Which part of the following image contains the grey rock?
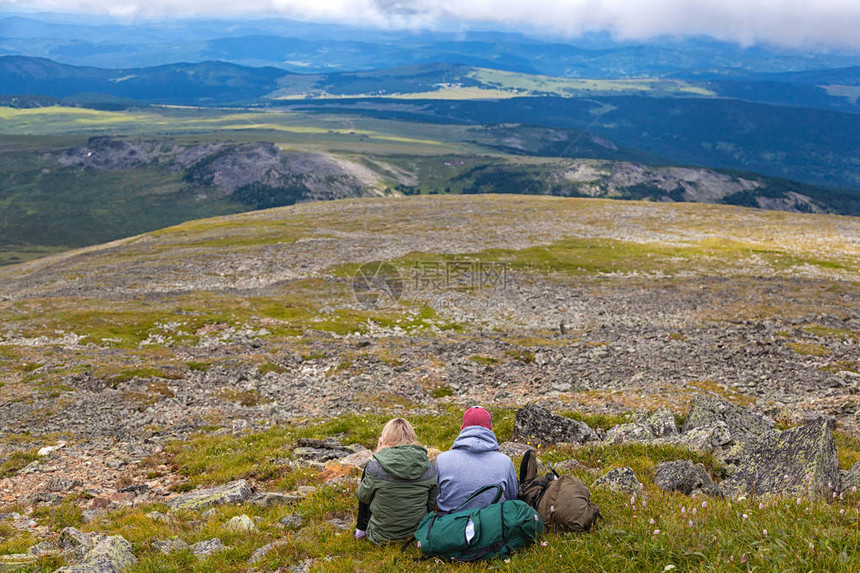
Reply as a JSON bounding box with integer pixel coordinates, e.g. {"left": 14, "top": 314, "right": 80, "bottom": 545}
{"left": 0, "top": 513, "right": 21, "bottom": 521}
{"left": 511, "top": 404, "right": 595, "bottom": 447}
{"left": 225, "top": 514, "right": 258, "bottom": 533}
{"left": 339, "top": 450, "right": 373, "bottom": 469}
{"left": 682, "top": 395, "right": 773, "bottom": 443}
{"left": 165, "top": 479, "right": 252, "bottom": 510}
{"left": 145, "top": 511, "right": 170, "bottom": 523}
{"left": 498, "top": 441, "right": 532, "bottom": 458}
{"left": 118, "top": 484, "right": 150, "bottom": 496}
{"left": 280, "top": 514, "right": 304, "bottom": 529}
{"left": 27, "top": 541, "right": 56, "bottom": 555}
{"left": 30, "top": 491, "right": 64, "bottom": 506}
{"left": 605, "top": 423, "right": 655, "bottom": 443}
{"left": 647, "top": 408, "right": 679, "bottom": 437}
{"left": 249, "top": 541, "right": 288, "bottom": 564}
{"left": 56, "top": 535, "right": 137, "bottom": 573}
{"left": 249, "top": 492, "right": 303, "bottom": 508}
{"left": 292, "top": 438, "right": 354, "bottom": 461}
{"left": 592, "top": 467, "right": 642, "bottom": 493}
{"left": 288, "top": 559, "right": 316, "bottom": 573}
{"left": 655, "top": 460, "right": 719, "bottom": 496}
{"left": 81, "top": 510, "right": 106, "bottom": 524}
{"left": 719, "top": 419, "right": 840, "bottom": 500}
{"left": 47, "top": 478, "right": 84, "bottom": 492}
{"left": 59, "top": 527, "right": 94, "bottom": 552}
{"left": 151, "top": 539, "right": 189, "bottom": 555}
{"left": 326, "top": 518, "right": 351, "bottom": 531}
{"left": 189, "top": 538, "right": 227, "bottom": 559}
{"left": 841, "top": 461, "right": 860, "bottom": 492}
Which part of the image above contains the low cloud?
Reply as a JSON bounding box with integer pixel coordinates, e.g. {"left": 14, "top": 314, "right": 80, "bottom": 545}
{"left": 3, "top": 0, "right": 860, "bottom": 50}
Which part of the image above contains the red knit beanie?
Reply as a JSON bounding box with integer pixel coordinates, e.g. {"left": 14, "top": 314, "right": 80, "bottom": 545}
{"left": 461, "top": 406, "right": 493, "bottom": 430}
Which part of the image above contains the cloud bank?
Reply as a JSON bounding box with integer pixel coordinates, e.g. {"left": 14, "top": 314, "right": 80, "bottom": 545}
{"left": 2, "top": 0, "right": 859, "bottom": 50}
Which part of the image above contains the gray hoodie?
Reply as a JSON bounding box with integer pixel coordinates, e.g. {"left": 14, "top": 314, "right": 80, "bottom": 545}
{"left": 435, "top": 425, "right": 518, "bottom": 514}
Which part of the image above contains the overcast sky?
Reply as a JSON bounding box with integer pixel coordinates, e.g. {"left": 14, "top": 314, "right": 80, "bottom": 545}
{"left": 2, "top": 0, "right": 860, "bottom": 50}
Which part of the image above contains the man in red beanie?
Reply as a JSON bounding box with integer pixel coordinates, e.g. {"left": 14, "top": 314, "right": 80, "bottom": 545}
{"left": 434, "top": 406, "right": 518, "bottom": 513}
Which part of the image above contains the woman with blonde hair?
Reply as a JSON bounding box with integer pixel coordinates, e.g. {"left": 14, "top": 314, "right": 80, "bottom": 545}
{"left": 355, "top": 418, "right": 438, "bottom": 544}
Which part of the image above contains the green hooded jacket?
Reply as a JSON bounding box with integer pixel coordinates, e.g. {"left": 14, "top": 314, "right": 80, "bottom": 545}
{"left": 356, "top": 444, "right": 438, "bottom": 544}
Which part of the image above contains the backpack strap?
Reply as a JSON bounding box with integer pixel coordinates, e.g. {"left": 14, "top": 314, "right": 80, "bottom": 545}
{"left": 453, "top": 484, "right": 504, "bottom": 512}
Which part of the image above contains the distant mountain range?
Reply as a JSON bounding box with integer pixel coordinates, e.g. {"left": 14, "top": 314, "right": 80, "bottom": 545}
{"left": 3, "top": 13, "right": 860, "bottom": 77}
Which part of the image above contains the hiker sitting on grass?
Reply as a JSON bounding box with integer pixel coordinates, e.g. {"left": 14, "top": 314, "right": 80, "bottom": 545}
{"left": 435, "top": 406, "right": 518, "bottom": 514}
{"left": 354, "top": 418, "right": 438, "bottom": 544}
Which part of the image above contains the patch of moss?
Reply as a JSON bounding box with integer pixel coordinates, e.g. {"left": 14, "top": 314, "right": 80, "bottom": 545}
{"left": 468, "top": 354, "right": 499, "bottom": 365}
{"left": 788, "top": 341, "right": 832, "bottom": 357}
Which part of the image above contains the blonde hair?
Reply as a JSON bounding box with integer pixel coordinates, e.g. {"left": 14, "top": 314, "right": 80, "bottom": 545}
{"left": 376, "top": 418, "right": 419, "bottom": 451}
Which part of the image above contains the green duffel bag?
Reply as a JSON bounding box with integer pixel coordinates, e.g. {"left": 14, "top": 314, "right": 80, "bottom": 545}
{"left": 411, "top": 485, "right": 543, "bottom": 562}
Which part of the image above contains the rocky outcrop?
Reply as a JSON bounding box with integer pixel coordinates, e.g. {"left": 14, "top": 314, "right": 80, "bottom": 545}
{"left": 719, "top": 418, "right": 840, "bottom": 499}
{"left": 654, "top": 460, "right": 719, "bottom": 496}
{"left": 225, "top": 514, "right": 258, "bottom": 533}
{"left": 56, "top": 535, "right": 137, "bottom": 573}
{"left": 189, "top": 538, "right": 227, "bottom": 559}
{"left": 841, "top": 462, "right": 860, "bottom": 492}
{"left": 512, "top": 404, "right": 595, "bottom": 447}
{"left": 165, "top": 479, "right": 252, "bottom": 511}
{"left": 592, "top": 467, "right": 642, "bottom": 493}
{"left": 681, "top": 395, "right": 774, "bottom": 440}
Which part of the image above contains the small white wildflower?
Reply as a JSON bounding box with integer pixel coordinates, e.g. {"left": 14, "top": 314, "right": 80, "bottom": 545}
{"left": 692, "top": 508, "right": 697, "bottom": 515}
{"left": 653, "top": 529, "right": 660, "bottom": 535}
{"left": 742, "top": 513, "right": 749, "bottom": 520}
{"left": 853, "top": 486, "right": 857, "bottom": 493}
{"left": 650, "top": 518, "right": 655, "bottom": 525}
{"left": 681, "top": 506, "right": 686, "bottom": 514}
{"left": 701, "top": 501, "right": 707, "bottom": 508}
{"left": 688, "top": 520, "right": 693, "bottom": 527}
{"left": 840, "top": 509, "right": 846, "bottom": 516}
{"left": 759, "top": 502, "right": 764, "bottom": 510}
{"left": 763, "top": 529, "right": 768, "bottom": 537}
{"left": 797, "top": 497, "right": 801, "bottom": 505}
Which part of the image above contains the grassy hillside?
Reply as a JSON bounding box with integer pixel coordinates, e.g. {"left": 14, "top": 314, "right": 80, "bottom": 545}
{"left": 1, "top": 195, "right": 859, "bottom": 570}
{"left": 1, "top": 105, "right": 857, "bottom": 266}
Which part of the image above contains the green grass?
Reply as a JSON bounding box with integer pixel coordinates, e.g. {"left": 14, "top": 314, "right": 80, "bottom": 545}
{"left": 0, "top": 448, "right": 39, "bottom": 478}
{"left": 2, "top": 408, "right": 857, "bottom": 571}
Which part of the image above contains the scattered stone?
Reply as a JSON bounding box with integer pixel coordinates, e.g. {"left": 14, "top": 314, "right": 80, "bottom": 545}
{"left": 340, "top": 449, "right": 374, "bottom": 469}
{"left": 58, "top": 527, "right": 94, "bottom": 553}
{"left": 37, "top": 443, "right": 66, "bottom": 457}
{"left": 279, "top": 514, "right": 304, "bottom": 529}
{"left": 296, "top": 485, "right": 317, "bottom": 497}
{"left": 292, "top": 438, "right": 355, "bottom": 461}
{"left": 225, "top": 514, "right": 258, "bottom": 533}
{"left": 151, "top": 539, "right": 189, "bottom": 555}
{"left": 27, "top": 541, "right": 56, "bottom": 555}
{"left": 56, "top": 535, "right": 137, "bottom": 573}
{"left": 719, "top": 419, "right": 840, "bottom": 499}
{"left": 47, "top": 478, "right": 84, "bottom": 492}
{"left": 326, "top": 517, "right": 351, "bottom": 531}
{"left": 201, "top": 508, "right": 219, "bottom": 519}
{"left": 81, "top": 510, "right": 106, "bottom": 524}
{"left": 146, "top": 511, "right": 170, "bottom": 523}
{"left": 605, "top": 422, "right": 655, "bottom": 444}
{"left": 647, "top": 408, "right": 679, "bottom": 438}
{"left": 681, "top": 395, "right": 773, "bottom": 443}
{"left": 511, "top": 404, "right": 595, "bottom": 447}
{"left": 841, "top": 461, "right": 860, "bottom": 492}
{"left": 118, "top": 484, "right": 150, "bottom": 496}
{"left": 655, "top": 460, "right": 718, "bottom": 496}
{"left": 0, "top": 555, "right": 38, "bottom": 572}
{"left": 592, "top": 467, "right": 642, "bottom": 493}
{"left": 30, "top": 491, "right": 64, "bottom": 506}
{"left": 498, "top": 441, "right": 532, "bottom": 458}
{"left": 20, "top": 461, "right": 42, "bottom": 474}
{"left": 165, "top": 479, "right": 252, "bottom": 510}
{"left": 189, "top": 538, "right": 227, "bottom": 559}
{"left": 288, "top": 558, "right": 316, "bottom": 573}
{"left": 249, "top": 540, "right": 288, "bottom": 564}
{"left": 249, "top": 492, "right": 303, "bottom": 508}
{"left": 0, "top": 513, "right": 21, "bottom": 521}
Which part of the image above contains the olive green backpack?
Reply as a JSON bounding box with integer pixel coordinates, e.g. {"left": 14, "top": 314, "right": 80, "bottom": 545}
{"left": 518, "top": 449, "right": 601, "bottom": 532}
